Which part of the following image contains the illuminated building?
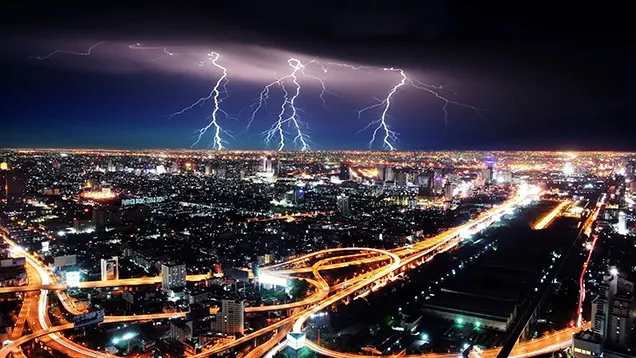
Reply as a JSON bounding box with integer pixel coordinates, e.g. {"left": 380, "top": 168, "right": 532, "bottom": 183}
{"left": 337, "top": 194, "right": 350, "bottom": 215}
{"left": 576, "top": 268, "right": 634, "bottom": 358}
{"left": 338, "top": 164, "right": 351, "bottom": 181}
{"left": 100, "top": 257, "right": 119, "bottom": 281}
{"left": 0, "top": 162, "right": 7, "bottom": 171}
{"left": 107, "top": 159, "right": 115, "bottom": 172}
{"left": 444, "top": 182, "right": 454, "bottom": 202}
{"left": 5, "top": 170, "right": 25, "bottom": 205}
{"left": 212, "top": 299, "right": 245, "bottom": 335}
{"left": 81, "top": 187, "right": 116, "bottom": 201}
{"left": 161, "top": 262, "right": 186, "bottom": 290}
{"left": 287, "top": 332, "right": 306, "bottom": 350}
{"left": 483, "top": 158, "right": 495, "bottom": 184}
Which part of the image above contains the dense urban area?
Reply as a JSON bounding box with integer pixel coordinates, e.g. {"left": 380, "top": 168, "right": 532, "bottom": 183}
{"left": 0, "top": 149, "right": 635, "bottom": 358}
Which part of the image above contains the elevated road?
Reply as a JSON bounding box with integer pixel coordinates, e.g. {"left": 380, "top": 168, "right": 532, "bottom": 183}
{"left": 0, "top": 274, "right": 211, "bottom": 294}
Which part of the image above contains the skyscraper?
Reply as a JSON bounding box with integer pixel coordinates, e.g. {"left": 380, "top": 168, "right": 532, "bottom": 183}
{"left": 339, "top": 164, "right": 350, "bottom": 181}
{"left": 5, "top": 170, "right": 25, "bottom": 205}
{"left": 212, "top": 299, "right": 245, "bottom": 335}
{"left": 337, "top": 194, "right": 350, "bottom": 215}
{"left": 161, "top": 263, "right": 186, "bottom": 290}
{"left": 107, "top": 159, "right": 116, "bottom": 172}
{"left": 576, "top": 267, "right": 634, "bottom": 357}
{"left": 483, "top": 158, "right": 495, "bottom": 185}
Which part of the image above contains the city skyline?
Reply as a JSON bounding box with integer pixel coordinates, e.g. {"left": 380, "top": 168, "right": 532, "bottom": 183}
{"left": 2, "top": 3, "right": 634, "bottom": 150}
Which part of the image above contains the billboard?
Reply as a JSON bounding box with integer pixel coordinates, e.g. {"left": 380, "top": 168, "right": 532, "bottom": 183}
{"left": 100, "top": 257, "right": 119, "bottom": 281}
{"left": 73, "top": 309, "right": 104, "bottom": 329}
{"left": 54, "top": 255, "right": 77, "bottom": 267}
{"left": 121, "top": 196, "right": 168, "bottom": 207}
{"left": 258, "top": 273, "right": 288, "bottom": 287}
{"left": 66, "top": 271, "right": 81, "bottom": 288}
{"left": 0, "top": 258, "right": 26, "bottom": 268}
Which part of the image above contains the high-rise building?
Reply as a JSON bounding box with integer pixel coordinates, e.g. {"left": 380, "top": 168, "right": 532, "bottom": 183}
{"left": 395, "top": 171, "right": 407, "bottom": 187}
{"left": 337, "top": 194, "right": 350, "bottom": 215}
{"left": 577, "top": 267, "right": 634, "bottom": 357}
{"left": 162, "top": 263, "right": 186, "bottom": 290}
{"left": 212, "top": 299, "right": 245, "bottom": 335}
{"left": 259, "top": 156, "right": 275, "bottom": 174}
{"left": 339, "top": 164, "right": 351, "bottom": 181}
{"left": 385, "top": 167, "right": 395, "bottom": 182}
{"left": 617, "top": 211, "right": 628, "bottom": 235}
{"left": 5, "top": 170, "right": 25, "bottom": 205}
{"left": 607, "top": 295, "right": 632, "bottom": 347}
{"left": 107, "top": 159, "right": 116, "bottom": 172}
{"left": 483, "top": 159, "right": 495, "bottom": 184}
{"left": 444, "top": 182, "right": 454, "bottom": 202}
{"left": 377, "top": 165, "right": 385, "bottom": 181}
{"left": 100, "top": 257, "right": 119, "bottom": 281}
{"left": 205, "top": 163, "right": 212, "bottom": 176}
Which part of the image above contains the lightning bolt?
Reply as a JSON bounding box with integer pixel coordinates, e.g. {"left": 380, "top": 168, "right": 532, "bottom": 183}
{"left": 318, "top": 61, "right": 484, "bottom": 150}
{"left": 250, "top": 58, "right": 310, "bottom": 151}
{"left": 179, "top": 52, "right": 232, "bottom": 150}
{"left": 356, "top": 67, "right": 405, "bottom": 150}
{"left": 128, "top": 43, "right": 177, "bottom": 62}
{"left": 30, "top": 41, "right": 105, "bottom": 60}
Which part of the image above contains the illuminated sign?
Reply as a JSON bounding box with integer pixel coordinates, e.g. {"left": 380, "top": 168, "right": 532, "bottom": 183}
{"left": 287, "top": 332, "right": 306, "bottom": 350}
{"left": 66, "top": 271, "right": 81, "bottom": 288}
{"left": 121, "top": 196, "right": 168, "bottom": 207}
{"left": 73, "top": 309, "right": 104, "bottom": 329}
{"left": 258, "top": 274, "right": 288, "bottom": 287}
{"left": 41, "top": 241, "right": 50, "bottom": 252}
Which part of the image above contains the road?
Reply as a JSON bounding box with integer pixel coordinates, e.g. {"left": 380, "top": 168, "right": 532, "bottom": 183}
{"left": 259, "top": 193, "right": 590, "bottom": 358}
{"left": 4, "top": 187, "right": 566, "bottom": 358}
{"left": 303, "top": 323, "right": 590, "bottom": 358}
{"left": 0, "top": 274, "right": 211, "bottom": 294}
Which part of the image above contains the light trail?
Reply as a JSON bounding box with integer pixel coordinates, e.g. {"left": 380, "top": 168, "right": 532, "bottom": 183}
{"left": 259, "top": 58, "right": 310, "bottom": 151}
{"left": 576, "top": 193, "right": 605, "bottom": 326}
{"left": 2, "top": 188, "right": 561, "bottom": 358}
{"left": 533, "top": 200, "right": 571, "bottom": 230}
{"left": 30, "top": 42, "right": 105, "bottom": 60}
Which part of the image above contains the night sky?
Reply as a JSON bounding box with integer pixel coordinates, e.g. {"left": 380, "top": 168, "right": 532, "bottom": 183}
{"left": 1, "top": 2, "right": 634, "bottom": 151}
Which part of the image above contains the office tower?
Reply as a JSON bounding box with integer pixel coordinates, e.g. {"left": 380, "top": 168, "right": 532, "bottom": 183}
{"left": 483, "top": 158, "right": 495, "bottom": 184}
{"left": 626, "top": 161, "right": 635, "bottom": 181}
{"left": 337, "top": 194, "right": 350, "bottom": 215}
{"left": 385, "top": 167, "right": 395, "bottom": 182}
{"left": 5, "top": 170, "right": 23, "bottom": 204}
{"left": 205, "top": 163, "right": 212, "bottom": 176}
{"left": 607, "top": 295, "right": 632, "bottom": 347}
{"left": 339, "top": 164, "right": 350, "bottom": 181}
{"left": 617, "top": 211, "right": 628, "bottom": 235}
{"left": 100, "top": 257, "right": 119, "bottom": 281}
{"left": 395, "top": 171, "right": 407, "bottom": 187}
{"left": 377, "top": 165, "right": 385, "bottom": 181}
{"left": 444, "top": 182, "right": 454, "bottom": 202}
{"left": 107, "top": 159, "right": 116, "bottom": 172}
{"left": 161, "top": 263, "right": 186, "bottom": 290}
{"left": 4, "top": 170, "right": 25, "bottom": 205}
{"left": 213, "top": 299, "right": 245, "bottom": 335}
{"left": 576, "top": 268, "right": 634, "bottom": 358}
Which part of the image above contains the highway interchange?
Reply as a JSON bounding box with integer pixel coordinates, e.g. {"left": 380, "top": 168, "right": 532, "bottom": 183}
{"left": 1, "top": 187, "right": 589, "bottom": 357}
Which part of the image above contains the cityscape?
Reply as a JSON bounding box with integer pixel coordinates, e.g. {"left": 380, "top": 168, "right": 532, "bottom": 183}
{"left": 2, "top": 2, "right": 635, "bottom": 358}
{"left": 0, "top": 149, "right": 635, "bottom": 358}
